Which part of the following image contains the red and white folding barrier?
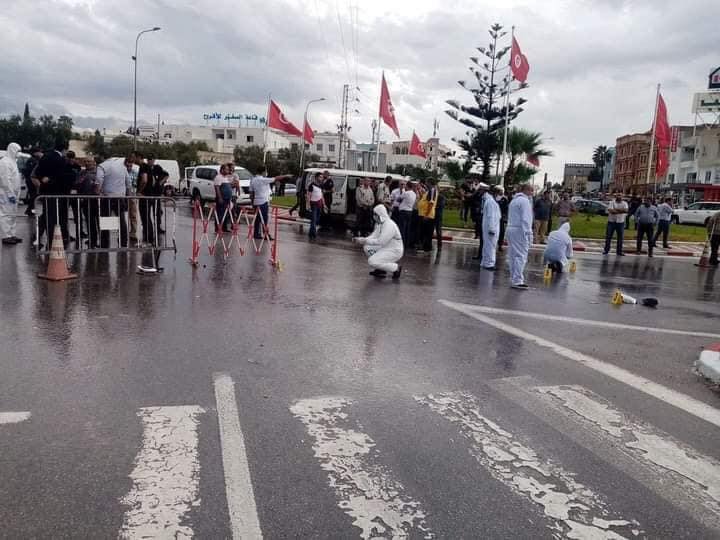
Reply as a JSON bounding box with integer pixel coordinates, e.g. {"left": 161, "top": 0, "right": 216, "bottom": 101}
{"left": 190, "top": 201, "right": 281, "bottom": 268}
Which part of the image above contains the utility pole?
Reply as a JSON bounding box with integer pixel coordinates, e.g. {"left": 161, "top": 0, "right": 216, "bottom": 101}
{"left": 337, "top": 84, "right": 350, "bottom": 169}
{"left": 370, "top": 119, "right": 377, "bottom": 171}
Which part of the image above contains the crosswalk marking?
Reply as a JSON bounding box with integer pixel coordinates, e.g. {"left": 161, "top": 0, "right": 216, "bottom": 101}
{"left": 416, "top": 392, "right": 643, "bottom": 539}
{"left": 290, "top": 397, "right": 433, "bottom": 539}
{"left": 119, "top": 406, "right": 205, "bottom": 539}
{"left": 441, "top": 302, "right": 720, "bottom": 339}
{"left": 213, "top": 373, "right": 263, "bottom": 540}
{"left": 440, "top": 299, "right": 720, "bottom": 429}
{"left": 0, "top": 412, "right": 30, "bottom": 424}
{"left": 491, "top": 376, "right": 720, "bottom": 533}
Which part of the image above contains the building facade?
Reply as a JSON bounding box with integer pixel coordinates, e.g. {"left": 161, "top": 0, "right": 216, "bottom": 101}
{"left": 660, "top": 125, "right": 720, "bottom": 203}
{"left": 610, "top": 132, "right": 659, "bottom": 194}
{"left": 563, "top": 163, "right": 595, "bottom": 193}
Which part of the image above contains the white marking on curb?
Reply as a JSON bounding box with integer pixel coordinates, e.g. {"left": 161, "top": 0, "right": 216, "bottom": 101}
{"left": 290, "top": 396, "right": 433, "bottom": 539}
{"left": 444, "top": 302, "right": 720, "bottom": 339}
{"left": 119, "top": 405, "right": 205, "bottom": 539}
{"left": 0, "top": 412, "right": 30, "bottom": 424}
{"left": 213, "top": 373, "right": 263, "bottom": 539}
{"left": 416, "top": 392, "right": 641, "bottom": 538}
{"left": 440, "top": 299, "right": 720, "bottom": 429}
{"left": 538, "top": 385, "right": 720, "bottom": 509}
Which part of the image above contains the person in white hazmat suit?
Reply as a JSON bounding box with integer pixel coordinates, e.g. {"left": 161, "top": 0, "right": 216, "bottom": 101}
{"left": 480, "top": 188, "right": 501, "bottom": 270}
{"left": 0, "top": 143, "right": 22, "bottom": 245}
{"left": 507, "top": 184, "right": 535, "bottom": 289}
{"left": 543, "top": 222, "right": 574, "bottom": 273}
{"left": 354, "top": 204, "right": 404, "bottom": 279}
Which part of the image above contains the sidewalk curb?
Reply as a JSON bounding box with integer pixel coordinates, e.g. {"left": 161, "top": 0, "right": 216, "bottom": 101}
{"left": 697, "top": 347, "right": 720, "bottom": 384}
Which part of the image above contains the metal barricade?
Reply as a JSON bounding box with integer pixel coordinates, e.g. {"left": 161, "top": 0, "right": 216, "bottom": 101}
{"left": 34, "top": 195, "right": 177, "bottom": 256}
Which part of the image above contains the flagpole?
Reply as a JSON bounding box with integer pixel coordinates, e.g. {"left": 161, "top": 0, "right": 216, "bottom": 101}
{"left": 262, "top": 93, "right": 271, "bottom": 171}
{"left": 375, "top": 72, "right": 383, "bottom": 172}
{"left": 645, "top": 83, "right": 660, "bottom": 195}
{"left": 496, "top": 77, "right": 511, "bottom": 183}
{"left": 499, "top": 26, "right": 515, "bottom": 189}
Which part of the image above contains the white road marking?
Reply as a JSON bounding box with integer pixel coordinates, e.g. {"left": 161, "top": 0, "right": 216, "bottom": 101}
{"left": 119, "top": 405, "right": 205, "bottom": 539}
{"left": 442, "top": 302, "right": 720, "bottom": 339}
{"left": 0, "top": 412, "right": 30, "bottom": 424}
{"left": 440, "top": 299, "right": 720, "bottom": 429}
{"left": 213, "top": 373, "right": 263, "bottom": 540}
{"left": 539, "top": 385, "right": 720, "bottom": 508}
{"left": 290, "top": 396, "right": 433, "bottom": 539}
{"left": 416, "top": 392, "right": 641, "bottom": 539}
{"left": 491, "top": 376, "right": 720, "bottom": 533}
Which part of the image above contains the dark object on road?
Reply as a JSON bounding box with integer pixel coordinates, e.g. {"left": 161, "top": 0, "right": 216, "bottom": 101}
{"left": 641, "top": 298, "right": 659, "bottom": 308}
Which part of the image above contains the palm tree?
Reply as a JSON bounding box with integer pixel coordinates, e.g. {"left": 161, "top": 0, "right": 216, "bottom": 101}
{"left": 500, "top": 127, "right": 553, "bottom": 187}
{"left": 592, "top": 145, "right": 610, "bottom": 191}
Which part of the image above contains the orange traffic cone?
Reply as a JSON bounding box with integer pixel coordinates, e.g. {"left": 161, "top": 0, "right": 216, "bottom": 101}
{"left": 38, "top": 225, "right": 78, "bottom": 281}
{"left": 695, "top": 238, "right": 712, "bottom": 268}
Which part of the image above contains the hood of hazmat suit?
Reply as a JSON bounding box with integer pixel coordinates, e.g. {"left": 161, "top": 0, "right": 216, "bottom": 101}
{"left": 0, "top": 142, "right": 21, "bottom": 196}
{"left": 543, "top": 222, "right": 574, "bottom": 268}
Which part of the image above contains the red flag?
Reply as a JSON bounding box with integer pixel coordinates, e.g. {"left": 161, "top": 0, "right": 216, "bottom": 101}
{"left": 303, "top": 119, "right": 314, "bottom": 144}
{"left": 409, "top": 132, "right": 427, "bottom": 158}
{"left": 527, "top": 154, "right": 540, "bottom": 167}
{"left": 656, "top": 147, "right": 669, "bottom": 177}
{"left": 268, "top": 100, "right": 303, "bottom": 137}
{"left": 379, "top": 73, "right": 400, "bottom": 137}
{"left": 510, "top": 36, "right": 530, "bottom": 83}
{"left": 654, "top": 93, "right": 671, "bottom": 148}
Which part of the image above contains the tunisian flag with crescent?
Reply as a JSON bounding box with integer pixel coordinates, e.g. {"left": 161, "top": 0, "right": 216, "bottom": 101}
{"left": 409, "top": 132, "right": 427, "bottom": 158}
{"left": 303, "top": 119, "right": 315, "bottom": 144}
{"left": 268, "top": 100, "right": 303, "bottom": 137}
{"left": 379, "top": 73, "right": 400, "bottom": 137}
{"left": 510, "top": 36, "right": 530, "bottom": 83}
{"left": 654, "top": 93, "right": 671, "bottom": 176}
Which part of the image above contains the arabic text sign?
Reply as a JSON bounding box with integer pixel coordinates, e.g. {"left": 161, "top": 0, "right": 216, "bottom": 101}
{"left": 202, "top": 112, "right": 266, "bottom": 124}
{"left": 692, "top": 92, "right": 720, "bottom": 114}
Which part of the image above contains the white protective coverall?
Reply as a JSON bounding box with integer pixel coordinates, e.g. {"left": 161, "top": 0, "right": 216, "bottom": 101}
{"left": 0, "top": 143, "right": 21, "bottom": 240}
{"left": 543, "top": 222, "right": 574, "bottom": 270}
{"left": 356, "top": 204, "right": 404, "bottom": 272}
{"left": 481, "top": 191, "right": 501, "bottom": 268}
{"left": 507, "top": 192, "right": 534, "bottom": 286}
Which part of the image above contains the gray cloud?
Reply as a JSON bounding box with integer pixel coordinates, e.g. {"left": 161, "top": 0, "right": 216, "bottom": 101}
{"left": 0, "top": 0, "right": 716, "bottom": 181}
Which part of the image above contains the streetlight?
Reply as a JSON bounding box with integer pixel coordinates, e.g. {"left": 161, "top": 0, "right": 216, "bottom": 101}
{"left": 299, "top": 97, "right": 326, "bottom": 172}
{"left": 133, "top": 26, "right": 161, "bottom": 150}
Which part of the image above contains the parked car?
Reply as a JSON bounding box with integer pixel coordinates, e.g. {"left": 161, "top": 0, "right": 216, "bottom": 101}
{"left": 153, "top": 159, "right": 181, "bottom": 196}
{"left": 672, "top": 201, "right": 720, "bottom": 225}
{"left": 183, "top": 167, "right": 196, "bottom": 196}
{"left": 574, "top": 198, "right": 608, "bottom": 216}
{"left": 188, "top": 165, "right": 252, "bottom": 203}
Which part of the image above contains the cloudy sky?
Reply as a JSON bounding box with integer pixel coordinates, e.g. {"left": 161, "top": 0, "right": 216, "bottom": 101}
{"left": 1, "top": 0, "right": 717, "bottom": 180}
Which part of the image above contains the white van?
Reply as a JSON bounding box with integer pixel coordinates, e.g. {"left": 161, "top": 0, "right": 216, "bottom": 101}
{"left": 153, "top": 159, "right": 181, "bottom": 196}
{"left": 300, "top": 168, "right": 408, "bottom": 222}
{"left": 189, "top": 164, "right": 253, "bottom": 203}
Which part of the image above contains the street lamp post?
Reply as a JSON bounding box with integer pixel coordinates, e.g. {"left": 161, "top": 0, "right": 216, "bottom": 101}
{"left": 299, "top": 97, "right": 326, "bottom": 172}
{"left": 133, "top": 27, "right": 161, "bottom": 150}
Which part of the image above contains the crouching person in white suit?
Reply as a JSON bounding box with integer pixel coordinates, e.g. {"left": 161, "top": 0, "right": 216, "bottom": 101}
{"left": 354, "top": 204, "right": 404, "bottom": 279}
{"left": 543, "top": 222, "right": 574, "bottom": 273}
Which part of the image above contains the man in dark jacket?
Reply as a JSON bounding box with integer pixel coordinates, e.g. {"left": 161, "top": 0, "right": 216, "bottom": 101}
{"left": 33, "top": 137, "right": 71, "bottom": 246}
{"left": 23, "top": 147, "right": 42, "bottom": 216}
{"left": 496, "top": 186, "right": 509, "bottom": 251}
{"left": 471, "top": 182, "right": 488, "bottom": 259}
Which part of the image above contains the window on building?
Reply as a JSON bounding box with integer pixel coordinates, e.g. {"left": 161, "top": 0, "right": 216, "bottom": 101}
{"left": 291, "top": 143, "right": 298, "bottom": 151}
{"left": 246, "top": 135, "right": 254, "bottom": 143}
{"left": 317, "top": 143, "right": 324, "bottom": 152}
{"left": 329, "top": 144, "right": 336, "bottom": 152}
{"left": 215, "top": 134, "right": 224, "bottom": 139}
{"left": 305, "top": 143, "right": 310, "bottom": 150}
{"left": 705, "top": 170, "right": 713, "bottom": 183}
{"left": 228, "top": 132, "right": 234, "bottom": 139}
{"left": 687, "top": 172, "right": 697, "bottom": 182}
{"left": 668, "top": 173, "right": 675, "bottom": 184}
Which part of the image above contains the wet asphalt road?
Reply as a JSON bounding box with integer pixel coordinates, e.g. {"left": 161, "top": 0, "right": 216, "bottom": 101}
{"left": 2, "top": 208, "right": 720, "bottom": 539}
